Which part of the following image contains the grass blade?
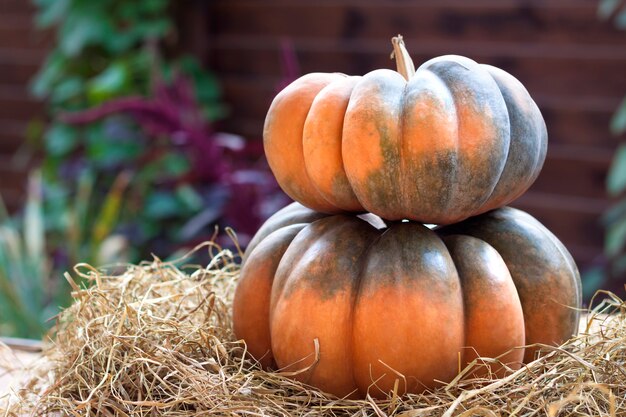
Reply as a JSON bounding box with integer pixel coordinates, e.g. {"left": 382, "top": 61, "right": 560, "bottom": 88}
{"left": 90, "top": 170, "right": 131, "bottom": 262}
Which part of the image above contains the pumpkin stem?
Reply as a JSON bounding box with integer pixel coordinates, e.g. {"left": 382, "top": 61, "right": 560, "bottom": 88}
{"left": 391, "top": 35, "right": 415, "bottom": 81}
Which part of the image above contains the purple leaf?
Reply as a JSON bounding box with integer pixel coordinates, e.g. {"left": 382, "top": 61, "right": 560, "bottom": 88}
{"left": 59, "top": 72, "right": 229, "bottom": 182}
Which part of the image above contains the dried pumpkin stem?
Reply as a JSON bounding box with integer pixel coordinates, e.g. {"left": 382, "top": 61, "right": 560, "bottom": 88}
{"left": 391, "top": 35, "right": 416, "bottom": 81}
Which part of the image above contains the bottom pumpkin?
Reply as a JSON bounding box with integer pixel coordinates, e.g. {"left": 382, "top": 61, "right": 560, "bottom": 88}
{"left": 233, "top": 204, "right": 581, "bottom": 398}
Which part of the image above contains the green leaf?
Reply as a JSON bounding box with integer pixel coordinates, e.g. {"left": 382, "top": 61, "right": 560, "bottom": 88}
{"left": 67, "top": 168, "right": 95, "bottom": 263}
{"left": 175, "top": 55, "right": 225, "bottom": 120}
{"left": 137, "top": 219, "right": 159, "bottom": 241}
{"left": 581, "top": 267, "right": 607, "bottom": 301}
{"left": 603, "top": 198, "right": 626, "bottom": 225}
{"left": 59, "top": 13, "right": 110, "bottom": 57}
{"left": 616, "top": 8, "right": 626, "bottom": 29}
{"left": 598, "top": 0, "right": 621, "bottom": 19}
{"left": 161, "top": 152, "right": 191, "bottom": 177}
{"left": 0, "top": 263, "right": 42, "bottom": 338}
{"left": 607, "top": 144, "right": 626, "bottom": 196}
{"left": 613, "top": 253, "right": 626, "bottom": 274}
{"left": 606, "top": 215, "right": 626, "bottom": 257}
{"left": 203, "top": 103, "right": 229, "bottom": 122}
{"left": 87, "top": 62, "right": 130, "bottom": 103}
{"left": 91, "top": 171, "right": 130, "bottom": 247}
{"left": 86, "top": 125, "right": 143, "bottom": 167}
{"left": 23, "top": 173, "right": 45, "bottom": 270}
{"left": 105, "top": 19, "right": 171, "bottom": 54}
{"left": 0, "top": 194, "right": 8, "bottom": 223}
{"left": 30, "top": 51, "right": 66, "bottom": 98}
{"left": 610, "top": 97, "right": 626, "bottom": 135}
{"left": 125, "top": 51, "right": 153, "bottom": 90}
{"left": 41, "top": 156, "right": 61, "bottom": 183}
{"left": 194, "top": 72, "right": 221, "bottom": 103}
{"left": 181, "top": 56, "right": 221, "bottom": 99}
{"left": 145, "top": 191, "right": 181, "bottom": 219}
{"left": 132, "top": 19, "right": 171, "bottom": 40}
{"left": 50, "top": 77, "right": 84, "bottom": 104}
{"left": 88, "top": 141, "right": 143, "bottom": 167}
{"left": 140, "top": 0, "right": 169, "bottom": 14}
{"left": 176, "top": 185, "right": 203, "bottom": 212}
{"left": 39, "top": 179, "right": 71, "bottom": 233}
{"left": 119, "top": 0, "right": 169, "bottom": 19}
{"left": 25, "top": 119, "right": 46, "bottom": 149}
{"left": 0, "top": 170, "right": 52, "bottom": 338}
{"left": 106, "top": 33, "right": 139, "bottom": 54}
{"left": 35, "top": 0, "right": 71, "bottom": 28}
{"left": 45, "top": 123, "right": 78, "bottom": 156}
{"left": 118, "top": 2, "right": 144, "bottom": 19}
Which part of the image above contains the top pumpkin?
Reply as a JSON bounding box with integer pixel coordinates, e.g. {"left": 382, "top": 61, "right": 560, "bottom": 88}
{"left": 264, "top": 36, "right": 547, "bottom": 224}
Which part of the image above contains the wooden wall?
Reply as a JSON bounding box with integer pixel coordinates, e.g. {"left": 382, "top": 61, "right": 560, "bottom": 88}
{"left": 203, "top": 0, "right": 626, "bottom": 274}
{"left": 0, "top": 0, "right": 47, "bottom": 211}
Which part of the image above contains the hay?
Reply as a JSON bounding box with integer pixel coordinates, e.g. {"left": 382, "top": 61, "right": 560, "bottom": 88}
{"left": 1, "top": 242, "right": 624, "bottom": 417}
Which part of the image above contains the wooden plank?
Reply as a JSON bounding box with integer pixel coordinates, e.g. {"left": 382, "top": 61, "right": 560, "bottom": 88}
{"left": 216, "top": 117, "right": 262, "bottom": 140}
{"left": 0, "top": 120, "right": 29, "bottom": 153}
{"left": 173, "top": 1, "right": 212, "bottom": 62}
{"left": 0, "top": 1, "right": 36, "bottom": 14}
{"left": 208, "top": 1, "right": 625, "bottom": 46}
{"left": 542, "top": 108, "right": 618, "bottom": 149}
{"left": 210, "top": 35, "right": 626, "bottom": 64}
{"left": 530, "top": 155, "right": 610, "bottom": 200}
{"left": 0, "top": 188, "right": 24, "bottom": 212}
{"left": 0, "top": 171, "right": 28, "bottom": 193}
{"left": 0, "top": 18, "right": 52, "bottom": 50}
{"left": 0, "top": 120, "right": 29, "bottom": 135}
{"left": 0, "top": 48, "right": 46, "bottom": 66}
{"left": 547, "top": 144, "right": 615, "bottom": 166}
{"left": 0, "top": 134, "right": 26, "bottom": 153}
{"left": 0, "top": 85, "right": 35, "bottom": 100}
{"left": 0, "top": 61, "right": 41, "bottom": 85}
{"left": 514, "top": 190, "right": 609, "bottom": 216}
{"left": 0, "top": 156, "right": 28, "bottom": 212}
{"left": 0, "top": 88, "right": 43, "bottom": 120}
{"left": 211, "top": 0, "right": 616, "bottom": 7}
{"left": 0, "top": 101, "right": 43, "bottom": 121}
{"left": 0, "top": 14, "right": 35, "bottom": 29}
{"left": 209, "top": 41, "right": 626, "bottom": 99}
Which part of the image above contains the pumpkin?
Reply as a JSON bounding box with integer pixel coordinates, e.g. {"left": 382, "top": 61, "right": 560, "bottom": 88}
{"left": 264, "top": 36, "right": 547, "bottom": 225}
{"left": 233, "top": 203, "right": 581, "bottom": 398}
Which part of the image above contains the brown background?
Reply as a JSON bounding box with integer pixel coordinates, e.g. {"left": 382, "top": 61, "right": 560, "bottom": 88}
{"left": 0, "top": 1, "right": 47, "bottom": 211}
{"left": 2, "top": 0, "right": 626, "bottom": 277}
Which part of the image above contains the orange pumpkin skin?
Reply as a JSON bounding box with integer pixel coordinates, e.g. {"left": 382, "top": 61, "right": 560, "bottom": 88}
{"left": 438, "top": 207, "right": 583, "bottom": 364}
{"left": 264, "top": 54, "right": 547, "bottom": 225}
{"left": 232, "top": 204, "right": 580, "bottom": 398}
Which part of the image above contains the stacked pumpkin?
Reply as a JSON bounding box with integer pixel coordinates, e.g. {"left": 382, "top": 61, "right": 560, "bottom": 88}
{"left": 233, "top": 36, "right": 582, "bottom": 399}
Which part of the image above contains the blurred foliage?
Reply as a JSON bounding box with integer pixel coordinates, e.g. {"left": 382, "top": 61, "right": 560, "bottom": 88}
{"left": 0, "top": 0, "right": 287, "bottom": 337}
{"left": 597, "top": 0, "right": 626, "bottom": 286}
{"left": 0, "top": 174, "right": 50, "bottom": 337}
{"left": 0, "top": 172, "right": 127, "bottom": 338}
{"left": 30, "top": 0, "right": 186, "bottom": 265}
{"left": 29, "top": 0, "right": 284, "bottom": 258}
